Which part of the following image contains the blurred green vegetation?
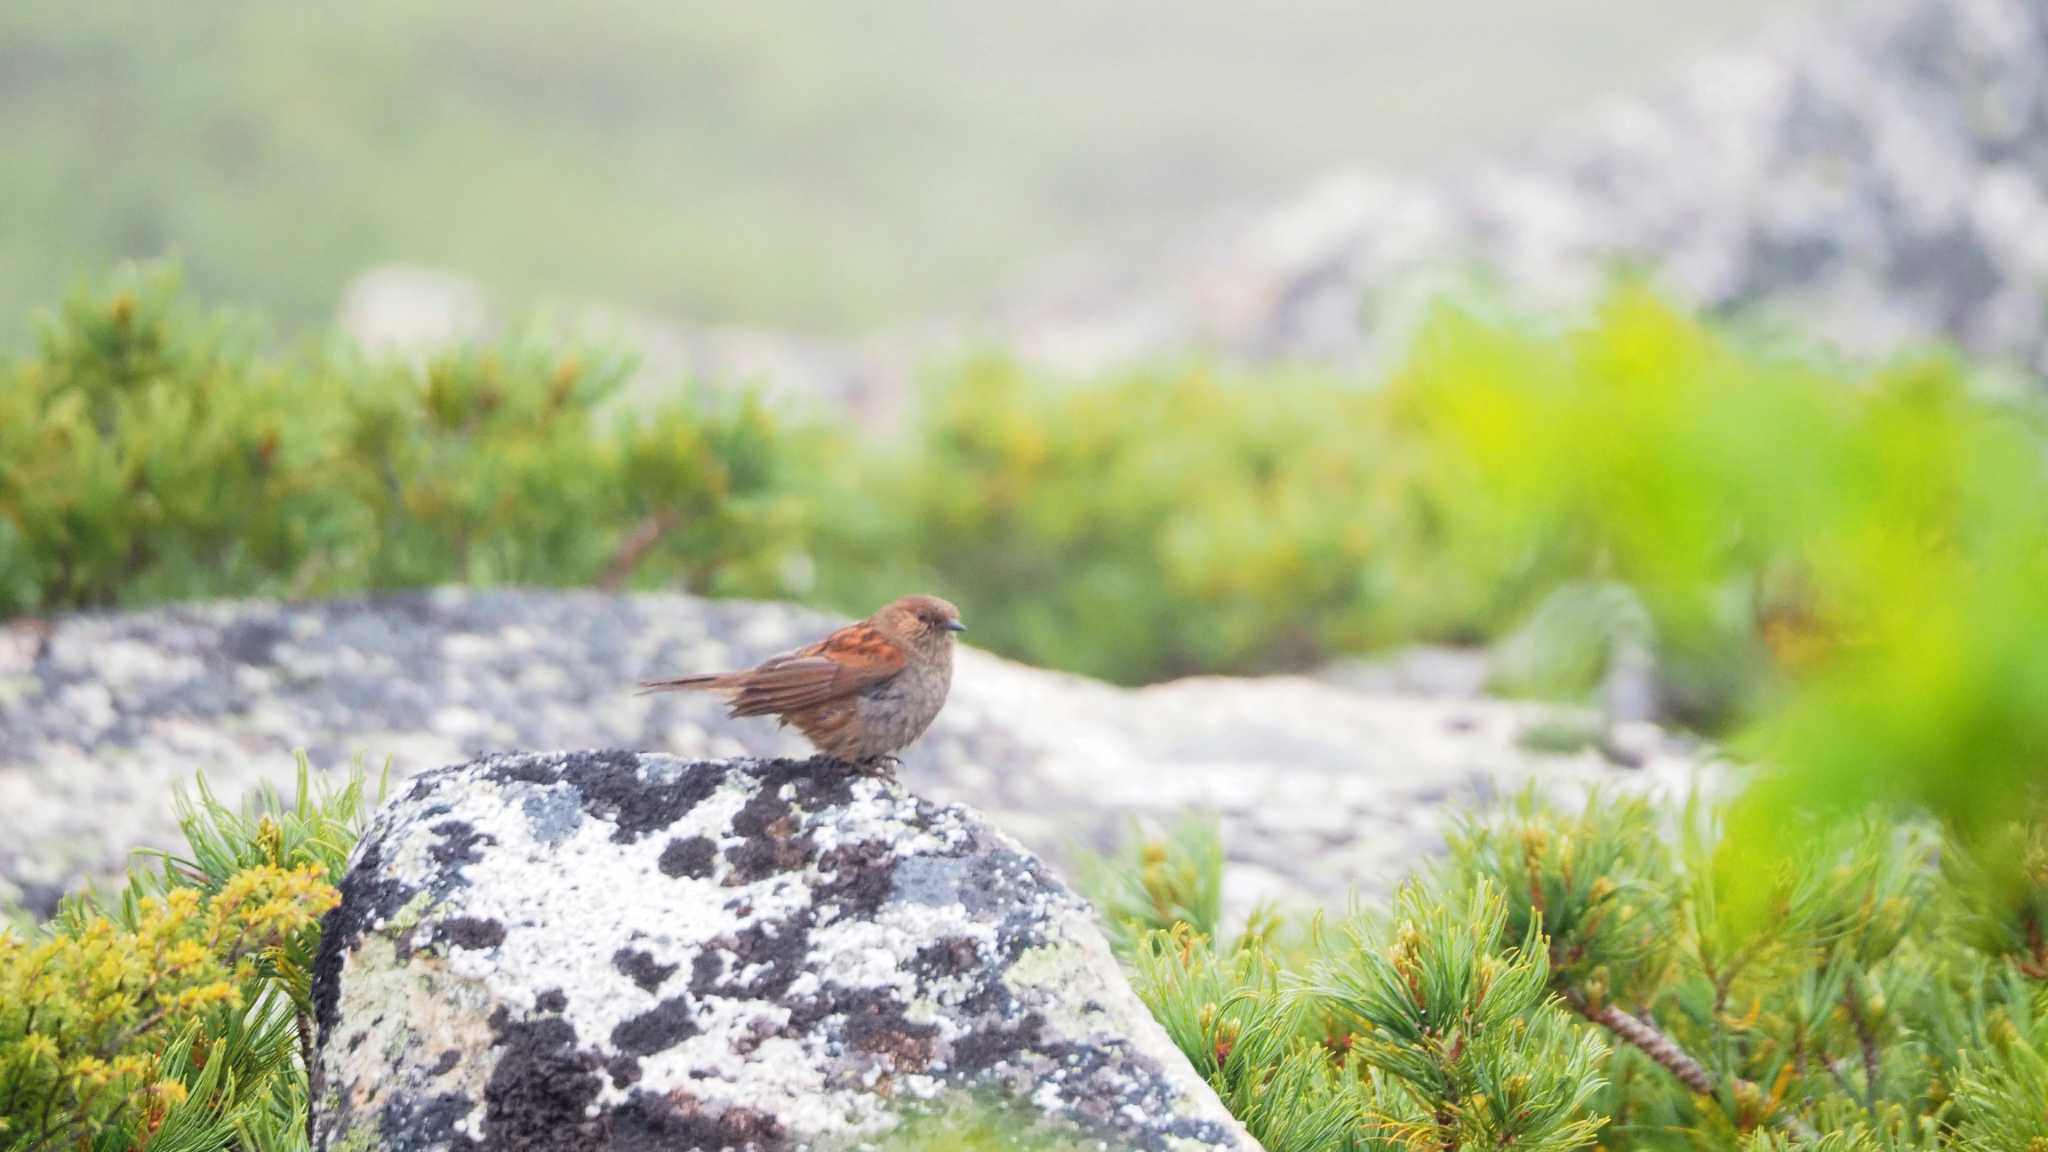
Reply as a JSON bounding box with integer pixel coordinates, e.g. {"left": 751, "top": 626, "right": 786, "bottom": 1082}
{"left": 815, "top": 357, "right": 1395, "bottom": 683}
{"left": 4, "top": 264, "right": 2045, "bottom": 859}
{"left": 1090, "top": 796, "right": 2048, "bottom": 1152}
{"left": 0, "top": 266, "right": 812, "bottom": 615}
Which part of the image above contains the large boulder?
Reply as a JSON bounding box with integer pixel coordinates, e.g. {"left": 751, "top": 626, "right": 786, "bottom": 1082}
{"left": 311, "top": 750, "right": 1256, "bottom": 1151}
{"left": 0, "top": 590, "right": 1707, "bottom": 919}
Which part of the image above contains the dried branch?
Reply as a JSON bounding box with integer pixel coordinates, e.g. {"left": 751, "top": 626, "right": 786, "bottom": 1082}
{"left": 599, "top": 510, "right": 677, "bottom": 593}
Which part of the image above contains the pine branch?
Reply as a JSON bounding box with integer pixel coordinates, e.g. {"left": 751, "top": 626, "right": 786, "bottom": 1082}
{"left": 1562, "top": 991, "right": 1819, "bottom": 1141}
{"left": 1564, "top": 992, "right": 1714, "bottom": 1096}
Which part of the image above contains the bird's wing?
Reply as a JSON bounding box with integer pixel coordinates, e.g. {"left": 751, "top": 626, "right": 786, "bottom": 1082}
{"left": 723, "top": 622, "right": 907, "bottom": 718}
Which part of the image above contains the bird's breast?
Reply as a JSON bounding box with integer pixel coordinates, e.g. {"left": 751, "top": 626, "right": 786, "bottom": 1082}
{"left": 856, "top": 651, "right": 952, "bottom": 752}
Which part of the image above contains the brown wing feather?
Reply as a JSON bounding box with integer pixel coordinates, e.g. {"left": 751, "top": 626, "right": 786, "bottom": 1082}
{"left": 721, "top": 622, "right": 906, "bottom": 718}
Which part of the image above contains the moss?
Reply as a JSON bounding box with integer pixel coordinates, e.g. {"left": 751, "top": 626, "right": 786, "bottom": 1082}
{"left": 870, "top": 1092, "right": 1099, "bottom": 1152}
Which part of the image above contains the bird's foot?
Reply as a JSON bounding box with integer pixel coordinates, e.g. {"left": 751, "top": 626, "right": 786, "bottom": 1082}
{"left": 856, "top": 754, "right": 902, "bottom": 778}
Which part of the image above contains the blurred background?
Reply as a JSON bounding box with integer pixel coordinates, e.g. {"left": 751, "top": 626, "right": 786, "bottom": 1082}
{"left": 3, "top": 0, "right": 1798, "bottom": 338}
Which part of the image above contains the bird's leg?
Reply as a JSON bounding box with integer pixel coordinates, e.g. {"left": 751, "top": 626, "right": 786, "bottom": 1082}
{"left": 855, "top": 754, "right": 902, "bottom": 777}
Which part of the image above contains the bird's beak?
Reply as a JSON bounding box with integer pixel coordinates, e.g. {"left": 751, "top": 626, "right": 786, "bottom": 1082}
{"left": 943, "top": 619, "right": 968, "bottom": 633}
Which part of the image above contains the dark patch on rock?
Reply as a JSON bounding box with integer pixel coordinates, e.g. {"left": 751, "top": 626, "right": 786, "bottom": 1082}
{"left": 313, "top": 836, "right": 414, "bottom": 1040}
{"left": 484, "top": 756, "right": 561, "bottom": 786}
{"left": 438, "top": 916, "right": 507, "bottom": 951}
{"left": 219, "top": 617, "right": 284, "bottom": 666}
{"left": 658, "top": 835, "right": 718, "bottom": 879}
{"left": 473, "top": 1015, "right": 606, "bottom": 1151}
{"left": 379, "top": 1093, "right": 473, "bottom": 1152}
{"left": 839, "top": 990, "right": 938, "bottom": 1072}
{"left": 429, "top": 820, "right": 492, "bottom": 869}
{"left": 688, "top": 949, "right": 723, "bottom": 994}
{"left": 950, "top": 1011, "right": 1049, "bottom": 1072}
{"left": 612, "top": 948, "right": 678, "bottom": 993}
{"left": 750, "top": 755, "right": 861, "bottom": 813}
{"left": 12, "top": 880, "right": 65, "bottom": 922}
{"left": 719, "top": 921, "right": 807, "bottom": 1001}
{"left": 535, "top": 988, "right": 568, "bottom": 1013}
{"left": 610, "top": 995, "right": 700, "bottom": 1057}
{"left": 606, "top": 1053, "right": 643, "bottom": 1090}
{"left": 911, "top": 936, "right": 982, "bottom": 982}
{"left": 558, "top": 751, "right": 724, "bottom": 843}
{"left": 401, "top": 773, "right": 442, "bottom": 806}
{"left": 722, "top": 788, "right": 810, "bottom": 884}
{"left": 608, "top": 1093, "right": 789, "bottom": 1152}
{"left": 813, "top": 839, "right": 898, "bottom": 920}
{"left": 429, "top": 1049, "right": 462, "bottom": 1077}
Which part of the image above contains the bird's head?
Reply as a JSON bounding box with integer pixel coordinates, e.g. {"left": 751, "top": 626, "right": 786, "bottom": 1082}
{"left": 870, "top": 594, "right": 966, "bottom": 654}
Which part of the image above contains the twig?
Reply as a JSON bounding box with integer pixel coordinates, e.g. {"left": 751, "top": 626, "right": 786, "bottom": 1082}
{"left": 2021, "top": 909, "right": 2048, "bottom": 980}
{"left": 1842, "top": 978, "right": 1881, "bottom": 1115}
{"left": 1565, "top": 991, "right": 1715, "bottom": 1095}
{"left": 1563, "top": 990, "right": 1818, "bottom": 1141}
{"left": 599, "top": 510, "right": 677, "bottom": 593}
{"left": 1434, "top": 1105, "right": 1459, "bottom": 1152}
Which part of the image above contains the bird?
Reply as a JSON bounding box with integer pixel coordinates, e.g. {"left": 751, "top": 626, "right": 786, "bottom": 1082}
{"left": 638, "top": 595, "right": 966, "bottom": 765}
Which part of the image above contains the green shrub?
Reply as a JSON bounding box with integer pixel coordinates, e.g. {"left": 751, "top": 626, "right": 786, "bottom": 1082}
{"left": 812, "top": 355, "right": 1396, "bottom": 684}
{"left": 1092, "top": 792, "right": 2048, "bottom": 1152}
{"left": 0, "top": 265, "right": 812, "bottom": 617}
{"left": 0, "top": 762, "right": 376, "bottom": 1152}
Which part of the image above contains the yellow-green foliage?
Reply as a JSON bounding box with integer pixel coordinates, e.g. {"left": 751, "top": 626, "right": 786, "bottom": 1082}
{"left": 0, "top": 873, "right": 334, "bottom": 1150}
{"left": 0, "top": 765, "right": 375, "bottom": 1152}
{"left": 0, "top": 265, "right": 810, "bottom": 616}
{"left": 1100, "top": 795, "right": 2048, "bottom": 1152}
{"left": 1377, "top": 290, "right": 2048, "bottom": 872}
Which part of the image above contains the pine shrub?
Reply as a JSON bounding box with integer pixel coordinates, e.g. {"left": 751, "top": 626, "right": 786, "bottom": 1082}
{"left": 1092, "top": 793, "right": 2048, "bottom": 1152}
{"left": 0, "top": 763, "right": 377, "bottom": 1152}
{"left": 0, "top": 265, "right": 812, "bottom": 617}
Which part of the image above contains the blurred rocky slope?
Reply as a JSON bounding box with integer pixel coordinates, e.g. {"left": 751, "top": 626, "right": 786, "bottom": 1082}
{"left": 346, "top": 0, "right": 2048, "bottom": 424}
{"left": 0, "top": 591, "right": 1704, "bottom": 920}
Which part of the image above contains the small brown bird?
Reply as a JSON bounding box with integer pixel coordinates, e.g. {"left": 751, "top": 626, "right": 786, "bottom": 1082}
{"left": 639, "top": 595, "right": 966, "bottom": 763}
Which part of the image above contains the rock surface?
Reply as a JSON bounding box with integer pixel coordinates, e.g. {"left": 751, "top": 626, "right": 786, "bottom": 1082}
{"left": 1039, "top": 0, "right": 2048, "bottom": 381}
{"left": 0, "top": 590, "right": 1710, "bottom": 921}
{"left": 312, "top": 749, "right": 1256, "bottom": 1151}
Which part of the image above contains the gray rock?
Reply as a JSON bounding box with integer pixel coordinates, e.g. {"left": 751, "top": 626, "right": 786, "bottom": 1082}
{"left": 311, "top": 749, "right": 1256, "bottom": 1152}
{"left": 0, "top": 590, "right": 1710, "bottom": 922}
{"left": 1012, "top": 0, "right": 2048, "bottom": 383}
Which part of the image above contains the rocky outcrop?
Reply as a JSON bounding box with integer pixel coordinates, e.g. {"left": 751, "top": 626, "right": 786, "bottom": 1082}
{"left": 0, "top": 590, "right": 1709, "bottom": 921}
{"left": 1015, "top": 0, "right": 2048, "bottom": 380}
{"left": 311, "top": 750, "right": 1256, "bottom": 1151}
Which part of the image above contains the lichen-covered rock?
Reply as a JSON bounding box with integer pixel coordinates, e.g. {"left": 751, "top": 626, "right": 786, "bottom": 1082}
{"left": 311, "top": 750, "right": 1258, "bottom": 1152}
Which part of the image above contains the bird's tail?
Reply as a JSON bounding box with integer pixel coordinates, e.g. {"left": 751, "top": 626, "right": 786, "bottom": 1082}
{"left": 636, "top": 673, "right": 733, "bottom": 695}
